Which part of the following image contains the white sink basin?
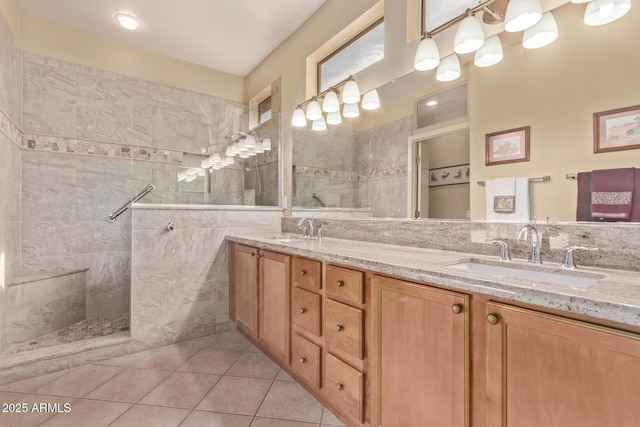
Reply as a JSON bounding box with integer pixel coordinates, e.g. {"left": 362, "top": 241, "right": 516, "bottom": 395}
{"left": 449, "top": 260, "right": 602, "bottom": 288}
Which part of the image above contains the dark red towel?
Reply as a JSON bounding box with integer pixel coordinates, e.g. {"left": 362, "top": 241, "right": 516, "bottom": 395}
{"left": 591, "top": 167, "right": 635, "bottom": 220}
{"left": 576, "top": 172, "right": 592, "bottom": 221}
{"left": 631, "top": 169, "right": 640, "bottom": 222}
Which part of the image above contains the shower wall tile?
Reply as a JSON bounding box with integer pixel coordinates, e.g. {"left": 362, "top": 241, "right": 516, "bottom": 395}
{"left": 0, "top": 10, "right": 22, "bottom": 127}
{"left": 22, "top": 150, "right": 76, "bottom": 221}
{"left": 364, "top": 176, "right": 408, "bottom": 218}
{"left": 76, "top": 65, "right": 132, "bottom": 144}
{"left": 77, "top": 251, "right": 130, "bottom": 317}
{"left": 129, "top": 77, "right": 153, "bottom": 146}
{"left": 75, "top": 156, "right": 133, "bottom": 220}
{"left": 22, "top": 221, "right": 76, "bottom": 258}
{"left": 152, "top": 85, "right": 212, "bottom": 154}
{"left": 293, "top": 126, "right": 360, "bottom": 171}
{"left": 22, "top": 53, "right": 77, "bottom": 137}
{"left": 210, "top": 96, "right": 247, "bottom": 143}
{"left": 75, "top": 219, "right": 131, "bottom": 253}
{"left": 131, "top": 207, "right": 281, "bottom": 346}
{"left": 361, "top": 116, "right": 412, "bottom": 173}
{"left": 7, "top": 271, "right": 86, "bottom": 344}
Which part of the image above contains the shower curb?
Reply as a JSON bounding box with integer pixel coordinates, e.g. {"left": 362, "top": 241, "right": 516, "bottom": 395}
{"left": 0, "top": 333, "right": 151, "bottom": 386}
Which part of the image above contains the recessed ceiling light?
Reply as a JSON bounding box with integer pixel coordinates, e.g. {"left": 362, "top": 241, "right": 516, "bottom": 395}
{"left": 115, "top": 13, "right": 140, "bottom": 31}
{"left": 426, "top": 100, "right": 438, "bottom": 106}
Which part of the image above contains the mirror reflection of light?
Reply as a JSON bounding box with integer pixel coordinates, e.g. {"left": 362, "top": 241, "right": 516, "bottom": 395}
{"left": 426, "top": 100, "right": 438, "bottom": 106}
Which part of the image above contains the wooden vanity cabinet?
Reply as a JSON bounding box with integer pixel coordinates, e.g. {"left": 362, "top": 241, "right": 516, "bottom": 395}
{"left": 370, "top": 275, "right": 470, "bottom": 427}
{"left": 258, "top": 250, "right": 291, "bottom": 364}
{"left": 485, "top": 302, "right": 640, "bottom": 427}
{"left": 233, "top": 244, "right": 259, "bottom": 339}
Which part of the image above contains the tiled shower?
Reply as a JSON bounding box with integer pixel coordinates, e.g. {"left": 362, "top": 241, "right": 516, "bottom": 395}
{"left": 0, "top": 5, "right": 279, "bottom": 364}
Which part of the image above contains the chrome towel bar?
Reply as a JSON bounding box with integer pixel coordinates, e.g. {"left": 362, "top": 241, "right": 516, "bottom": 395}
{"left": 107, "top": 184, "right": 155, "bottom": 222}
{"left": 476, "top": 175, "right": 551, "bottom": 186}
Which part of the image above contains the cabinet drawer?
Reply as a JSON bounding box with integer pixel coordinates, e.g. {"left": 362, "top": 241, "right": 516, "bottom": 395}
{"left": 291, "top": 333, "right": 321, "bottom": 389}
{"left": 326, "top": 264, "right": 364, "bottom": 304}
{"left": 325, "top": 299, "right": 364, "bottom": 360}
{"left": 292, "top": 257, "right": 322, "bottom": 292}
{"left": 325, "top": 353, "right": 363, "bottom": 424}
{"left": 292, "top": 287, "right": 322, "bottom": 336}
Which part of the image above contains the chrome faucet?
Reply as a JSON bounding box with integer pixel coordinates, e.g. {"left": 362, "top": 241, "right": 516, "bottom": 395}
{"left": 487, "top": 240, "right": 511, "bottom": 261}
{"left": 517, "top": 224, "right": 542, "bottom": 264}
{"left": 298, "top": 218, "right": 315, "bottom": 238}
{"left": 561, "top": 246, "right": 599, "bottom": 269}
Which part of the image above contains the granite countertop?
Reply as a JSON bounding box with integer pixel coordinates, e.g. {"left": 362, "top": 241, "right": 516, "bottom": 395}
{"left": 226, "top": 233, "right": 640, "bottom": 329}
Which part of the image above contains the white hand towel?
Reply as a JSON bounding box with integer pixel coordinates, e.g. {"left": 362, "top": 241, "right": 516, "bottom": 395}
{"left": 485, "top": 177, "right": 530, "bottom": 222}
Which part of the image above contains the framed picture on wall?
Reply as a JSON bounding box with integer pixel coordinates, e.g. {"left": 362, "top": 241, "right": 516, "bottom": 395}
{"left": 485, "top": 126, "right": 530, "bottom": 166}
{"left": 594, "top": 104, "right": 640, "bottom": 153}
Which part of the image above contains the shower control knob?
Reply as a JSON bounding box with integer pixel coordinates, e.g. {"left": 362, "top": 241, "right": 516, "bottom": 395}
{"left": 166, "top": 222, "right": 174, "bottom": 231}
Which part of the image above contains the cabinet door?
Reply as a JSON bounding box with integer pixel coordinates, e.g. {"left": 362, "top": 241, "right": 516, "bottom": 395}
{"left": 235, "top": 245, "right": 259, "bottom": 338}
{"left": 259, "top": 250, "right": 291, "bottom": 363}
{"left": 486, "top": 302, "right": 640, "bottom": 427}
{"left": 371, "top": 276, "right": 469, "bottom": 427}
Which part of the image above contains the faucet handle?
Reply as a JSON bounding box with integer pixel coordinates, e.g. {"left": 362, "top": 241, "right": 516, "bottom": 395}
{"left": 561, "top": 246, "right": 599, "bottom": 269}
{"left": 299, "top": 225, "right": 308, "bottom": 237}
{"left": 317, "top": 226, "right": 326, "bottom": 240}
{"left": 487, "top": 240, "right": 511, "bottom": 261}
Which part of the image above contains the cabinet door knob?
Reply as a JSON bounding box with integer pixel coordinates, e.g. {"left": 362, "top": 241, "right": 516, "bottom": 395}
{"left": 300, "top": 269, "right": 307, "bottom": 276}
{"left": 299, "top": 307, "right": 306, "bottom": 314}
{"left": 451, "top": 304, "right": 463, "bottom": 314}
{"left": 300, "top": 357, "right": 306, "bottom": 363}
{"left": 486, "top": 313, "right": 499, "bottom": 325}
{"left": 336, "top": 324, "right": 344, "bottom": 332}
{"left": 251, "top": 252, "right": 256, "bottom": 257}
{"left": 336, "top": 280, "right": 345, "bottom": 287}
{"left": 336, "top": 383, "right": 344, "bottom": 391}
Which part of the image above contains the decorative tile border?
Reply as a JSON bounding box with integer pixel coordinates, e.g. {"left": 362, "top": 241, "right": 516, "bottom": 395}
{"left": 362, "top": 165, "right": 408, "bottom": 181}
{"left": 0, "top": 108, "right": 21, "bottom": 147}
{"left": 22, "top": 133, "right": 184, "bottom": 164}
{"left": 295, "top": 165, "right": 408, "bottom": 182}
{"left": 295, "top": 166, "right": 360, "bottom": 181}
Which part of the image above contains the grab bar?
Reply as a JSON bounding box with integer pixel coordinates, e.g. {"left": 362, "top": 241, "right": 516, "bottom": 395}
{"left": 107, "top": 184, "right": 156, "bottom": 222}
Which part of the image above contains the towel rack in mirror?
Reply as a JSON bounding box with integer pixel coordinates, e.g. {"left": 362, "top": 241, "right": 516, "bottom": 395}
{"left": 476, "top": 175, "right": 551, "bottom": 186}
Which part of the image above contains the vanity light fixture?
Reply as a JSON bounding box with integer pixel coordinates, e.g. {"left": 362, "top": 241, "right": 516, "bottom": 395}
{"left": 453, "top": 12, "right": 485, "bottom": 54}
{"left": 583, "top": 0, "right": 631, "bottom": 26}
{"left": 436, "top": 54, "right": 462, "bottom": 82}
{"left": 414, "top": 0, "right": 628, "bottom": 81}
{"left": 262, "top": 138, "right": 272, "bottom": 151}
{"left": 291, "top": 75, "right": 378, "bottom": 131}
{"left": 474, "top": 35, "right": 504, "bottom": 67}
{"left": 115, "top": 13, "right": 140, "bottom": 31}
{"left": 522, "top": 12, "right": 558, "bottom": 49}
{"left": 361, "top": 89, "right": 381, "bottom": 110}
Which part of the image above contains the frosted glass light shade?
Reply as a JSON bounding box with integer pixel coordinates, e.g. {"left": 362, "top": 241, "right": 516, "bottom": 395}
{"left": 312, "top": 116, "right": 327, "bottom": 131}
{"left": 474, "top": 35, "right": 503, "bottom": 67}
{"left": 239, "top": 152, "right": 250, "bottom": 159}
{"left": 322, "top": 90, "right": 340, "bottom": 113}
{"left": 211, "top": 153, "right": 222, "bottom": 164}
{"left": 326, "top": 111, "right": 342, "bottom": 125}
{"left": 306, "top": 100, "right": 323, "bottom": 120}
{"left": 504, "top": 0, "right": 542, "bottom": 32}
{"left": 225, "top": 145, "right": 236, "bottom": 157}
{"left": 223, "top": 156, "right": 234, "bottom": 166}
{"left": 414, "top": 37, "right": 440, "bottom": 71}
{"left": 361, "top": 89, "right": 380, "bottom": 110}
{"left": 584, "top": 0, "right": 631, "bottom": 26}
{"left": 343, "top": 103, "right": 360, "bottom": 118}
{"left": 238, "top": 139, "right": 248, "bottom": 152}
{"left": 454, "top": 15, "right": 485, "bottom": 54}
{"left": 254, "top": 141, "right": 265, "bottom": 153}
{"left": 341, "top": 80, "right": 361, "bottom": 104}
{"left": 436, "top": 54, "right": 461, "bottom": 82}
{"left": 291, "top": 107, "right": 307, "bottom": 127}
{"left": 523, "top": 12, "right": 558, "bottom": 49}
{"left": 248, "top": 147, "right": 257, "bottom": 156}
{"left": 244, "top": 135, "right": 256, "bottom": 149}
{"left": 262, "top": 138, "right": 272, "bottom": 151}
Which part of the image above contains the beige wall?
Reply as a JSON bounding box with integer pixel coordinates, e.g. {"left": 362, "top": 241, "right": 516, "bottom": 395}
{"left": 0, "top": 0, "right": 20, "bottom": 41}
{"left": 20, "top": 14, "right": 245, "bottom": 102}
{"left": 469, "top": 2, "right": 640, "bottom": 221}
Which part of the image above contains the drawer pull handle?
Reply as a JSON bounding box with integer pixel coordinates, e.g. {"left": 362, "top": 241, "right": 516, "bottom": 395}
{"left": 336, "top": 324, "right": 344, "bottom": 332}
{"left": 299, "top": 307, "right": 306, "bottom": 314}
{"left": 336, "top": 280, "right": 345, "bottom": 287}
{"left": 300, "top": 269, "right": 307, "bottom": 276}
{"left": 486, "top": 313, "right": 499, "bottom": 325}
{"left": 451, "top": 304, "right": 463, "bottom": 314}
{"left": 300, "top": 357, "right": 306, "bottom": 363}
{"left": 336, "top": 383, "right": 344, "bottom": 391}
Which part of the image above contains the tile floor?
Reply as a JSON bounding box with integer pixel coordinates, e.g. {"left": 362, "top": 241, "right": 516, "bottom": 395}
{"left": 0, "top": 330, "right": 346, "bottom": 427}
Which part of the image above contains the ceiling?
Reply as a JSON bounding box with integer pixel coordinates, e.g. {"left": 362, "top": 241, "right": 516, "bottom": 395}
{"left": 16, "top": 0, "right": 327, "bottom": 77}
